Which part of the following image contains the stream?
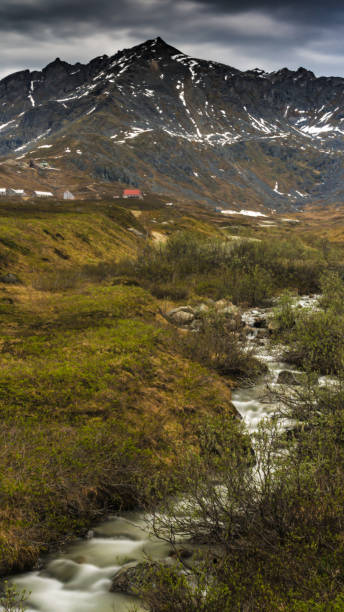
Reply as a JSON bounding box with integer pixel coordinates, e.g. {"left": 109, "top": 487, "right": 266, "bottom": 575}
{"left": 4, "top": 296, "right": 318, "bottom": 612}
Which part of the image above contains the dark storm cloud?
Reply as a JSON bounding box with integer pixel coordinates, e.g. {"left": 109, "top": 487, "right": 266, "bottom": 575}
{"left": 0, "top": 0, "right": 344, "bottom": 79}
{"left": 194, "top": 0, "right": 344, "bottom": 21}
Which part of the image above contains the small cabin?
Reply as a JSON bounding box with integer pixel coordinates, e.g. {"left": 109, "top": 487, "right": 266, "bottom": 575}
{"left": 34, "top": 190, "right": 53, "bottom": 198}
{"left": 64, "top": 191, "right": 75, "bottom": 200}
{"left": 8, "top": 188, "right": 26, "bottom": 197}
{"left": 123, "top": 189, "right": 142, "bottom": 199}
{"left": 0, "top": 188, "right": 6, "bottom": 197}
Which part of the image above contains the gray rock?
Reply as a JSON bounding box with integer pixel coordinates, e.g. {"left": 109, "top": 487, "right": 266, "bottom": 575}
{"left": 111, "top": 560, "right": 175, "bottom": 595}
{"left": 215, "top": 300, "right": 239, "bottom": 314}
{"left": 219, "top": 306, "right": 239, "bottom": 316}
{"left": 215, "top": 299, "right": 228, "bottom": 310}
{"left": 46, "top": 559, "right": 80, "bottom": 582}
{"left": 277, "top": 370, "right": 302, "bottom": 386}
{"left": 111, "top": 548, "right": 194, "bottom": 595}
{"left": 167, "top": 306, "right": 194, "bottom": 315}
{"left": 111, "top": 561, "right": 148, "bottom": 595}
{"left": 128, "top": 227, "right": 144, "bottom": 237}
{"left": 166, "top": 306, "right": 195, "bottom": 326}
{"left": 194, "top": 303, "right": 210, "bottom": 316}
{"left": 170, "top": 311, "right": 194, "bottom": 325}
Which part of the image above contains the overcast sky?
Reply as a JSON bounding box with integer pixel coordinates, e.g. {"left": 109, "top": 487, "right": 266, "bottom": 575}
{"left": 0, "top": 0, "right": 344, "bottom": 79}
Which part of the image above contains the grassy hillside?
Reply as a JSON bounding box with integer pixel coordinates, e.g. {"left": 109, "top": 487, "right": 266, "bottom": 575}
{"left": 2, "top": 195, "right": 344, "bottom": 595}
{"left": 0, "top": 199, "right": 240, "bottom": 575}
{"left": 0, "top": 200, "right": 146, "bottom": 279}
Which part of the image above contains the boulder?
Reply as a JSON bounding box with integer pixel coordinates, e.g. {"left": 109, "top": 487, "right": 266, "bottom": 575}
{"left": 166, "top": 306, "right": 195, "bottom": 326}
{"left": 111, "top": 561, "right": 148, "bottom": 595}
{"left": 167, "top": 306, "right": 194, "bottom": 315}
{"left": 220, "top": 305, "right": 240, "bottom": 317}
{"left": 169, "top": 311, "right": 194, "bottom": 325}
{"left": 277, "top": 370, "right": 302, "bottom": 386}
{"left": 193, "top": 303, "right": 210, "bottom": 316}
{"left": 215, "top": 299, "right": 228, "bottom": 310}
{"left": 111, "top": 560, "right": 176, "bottom": 595}
{"left": 0, "top": 273, "right": 21, "bottom": 285}
{"left": 216, "top": 300, "right": 239, "bottom": 315}
{"left": 46, "top": 558, "right": 80, "bottom": 582}
{"left": 111, "top": 553, "right": 193, "bottom": 595}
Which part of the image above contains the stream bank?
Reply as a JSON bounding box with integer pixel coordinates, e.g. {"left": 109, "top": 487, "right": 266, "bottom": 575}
{"left": 5, "top": 296, "right": 319, "bottom": 612}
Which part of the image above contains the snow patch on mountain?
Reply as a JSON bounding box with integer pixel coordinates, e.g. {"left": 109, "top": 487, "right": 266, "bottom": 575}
{"left": 221, "top": 209, "right": 268, "bottom": 217}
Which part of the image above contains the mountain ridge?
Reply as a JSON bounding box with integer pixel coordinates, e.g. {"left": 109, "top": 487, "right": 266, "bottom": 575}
{"left": 0, "top": 37, "right": 344, "bottom": 210}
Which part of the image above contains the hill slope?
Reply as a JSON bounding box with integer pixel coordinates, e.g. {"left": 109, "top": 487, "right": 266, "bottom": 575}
{"left": 0, "top": 37, "right": 344, "bottom": 209}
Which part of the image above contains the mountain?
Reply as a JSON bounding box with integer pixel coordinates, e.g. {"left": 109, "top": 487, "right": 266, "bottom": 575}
{"left": 0, "top": 36, "right": 344, "bottom": 210}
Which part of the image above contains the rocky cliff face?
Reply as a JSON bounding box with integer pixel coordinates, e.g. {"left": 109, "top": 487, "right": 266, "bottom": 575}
{"left": 1, "top": 37, "right": 344, "bottom": 210}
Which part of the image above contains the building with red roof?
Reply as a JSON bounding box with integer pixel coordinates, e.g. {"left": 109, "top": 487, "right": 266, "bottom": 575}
{"left": 123, "top": 189, "right": 142, "bottom": 199}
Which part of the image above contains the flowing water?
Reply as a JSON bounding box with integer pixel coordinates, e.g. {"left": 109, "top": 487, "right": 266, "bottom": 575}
{"left": 232, "top": 296, "right": 319, "bottom": 430}
{"left": 9, "top": 513, "right": 168, "bottom": 612}
{"left": 5, "top": 296, "right": 319, "bottom": 611}
{"left": 232, "top": 326, "right": 296, "bottom": 431}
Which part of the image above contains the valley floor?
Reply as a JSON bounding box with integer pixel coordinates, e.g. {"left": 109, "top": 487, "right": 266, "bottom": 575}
{"left": 2, "top": 196, "right": 344, "bottom": 611}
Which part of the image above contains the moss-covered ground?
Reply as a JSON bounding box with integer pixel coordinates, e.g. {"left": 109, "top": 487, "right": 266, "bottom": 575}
{"left": 1, "top": 196, "right": 343, "bottom": 585}
{"left": 0, "top": 199, "right": 237, "bottom": 575}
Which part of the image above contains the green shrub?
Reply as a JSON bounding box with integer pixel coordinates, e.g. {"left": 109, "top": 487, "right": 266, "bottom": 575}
{"left": 175, "top": 310, "right": 265, "bottom": 379}
{"left": 271, "top": 291, "right": 297, "bottom": 336}
{"left": 320, "top": 270, "right": 344, "bottom": 314}
{"left": 286, "top": 309, "right": 344, "bottom": 374}
{"left": 141, "top": 379, "right": 344, "bottom": 610}
{"left": 138, "top": 561, "right": 235, "bottom": 612}
{"left": 0, "top": 583, "right": 27, "bottom": 612}
{"left": 119, "top": 231, "right": 332, "bottom": 307}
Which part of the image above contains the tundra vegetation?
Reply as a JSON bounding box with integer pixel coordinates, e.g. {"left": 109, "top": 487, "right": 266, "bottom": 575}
{"left": 1, "top": 199, "right": 344, "bottom": 610}
{"left": 118, "top": 230, "right": 339, "bottom": 305}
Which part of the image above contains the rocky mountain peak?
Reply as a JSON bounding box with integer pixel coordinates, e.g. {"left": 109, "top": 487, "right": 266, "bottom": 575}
{"left": 0, "top": 37, "right": 344, "bottom": 211}
{"left": 43, "top": 57, "right": 71, "bottom": 72}
{"left": 296, "top": 66, "right": 316, "bottom": 78}
{"left": 115, "top": 36, "right": 182, "bottom": 64}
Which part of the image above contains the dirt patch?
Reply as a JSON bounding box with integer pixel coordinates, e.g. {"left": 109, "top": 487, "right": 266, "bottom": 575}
{"left": 151, "top": 231, "right": 167, "bottom": 244}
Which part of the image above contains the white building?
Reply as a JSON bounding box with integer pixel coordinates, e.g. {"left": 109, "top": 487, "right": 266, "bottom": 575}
{"left": 0, "top": 188, "right": 6, "bottom": 196}
{"left": 64, "top": 190, "right": 75, "bottom": 200}
{"left": 8, "top": 188, "right": 26, "bottom": 197}
{"left": 34, "top": 191, "right": 53, "bottom": 198}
